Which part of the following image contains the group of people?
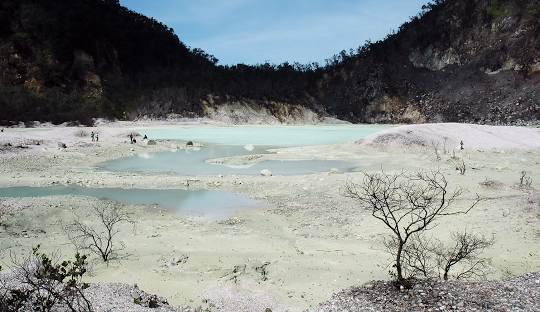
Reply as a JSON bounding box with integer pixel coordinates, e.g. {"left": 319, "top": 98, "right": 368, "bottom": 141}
{"left": 129, "top": 133, "right": 148, "bottom": 144}
{"left": 90, "top": 131, "right": 99, "bottom": 142}
{"left": 88, "top": 131, "right": 150, "bottom": 144}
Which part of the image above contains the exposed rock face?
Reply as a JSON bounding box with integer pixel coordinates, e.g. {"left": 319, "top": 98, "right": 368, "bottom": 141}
{"left": 72, "top": 50, "right": 103, "bottom": 98}
{"left": 202, "top": 101, "right": 322, "bottom": 125}
{"left": 409, "top": 46, "right": 462, "bottom": 71}
{"left": 317, "top": 0, "right": 540, "bottom": 125}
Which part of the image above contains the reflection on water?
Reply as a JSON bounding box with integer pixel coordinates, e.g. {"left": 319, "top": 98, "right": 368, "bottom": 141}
{"left": 0, "top": 186, "right": 263, "bottom": 220}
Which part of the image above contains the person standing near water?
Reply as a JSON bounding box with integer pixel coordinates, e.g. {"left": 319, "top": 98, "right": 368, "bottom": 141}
{"left": 91, "top": 131, "right": 95, "bottom": 142}
{"left": 95, "top": 133, "right": 99, "bottom": 142}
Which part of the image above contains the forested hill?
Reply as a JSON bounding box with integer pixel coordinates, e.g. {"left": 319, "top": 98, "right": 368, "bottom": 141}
{"left": 317, "top": 0, "right": 540, "bottom": 124}
{"left": 0, "top": 0, "right": 319, "bottom": 125}
{"left": 1, "top": 0, "right": 539, "bottom": 125}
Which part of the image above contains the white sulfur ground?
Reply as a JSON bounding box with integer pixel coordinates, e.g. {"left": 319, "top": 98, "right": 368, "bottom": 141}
{"left": 362, "top": 123, "right": 540, "bottom": 149}
{"left": 0, "top": 122, "right": 538, "bottom": 312}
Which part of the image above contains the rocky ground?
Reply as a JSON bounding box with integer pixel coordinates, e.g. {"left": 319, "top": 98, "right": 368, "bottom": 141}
{"left": 0, "top": 122, "right": 538, "bottom": 311}
{"left": 308, "top": 273, "right": 540, "bottom": 312}
{"left": 84, "top": 283, "right": 196, "bottom": 312}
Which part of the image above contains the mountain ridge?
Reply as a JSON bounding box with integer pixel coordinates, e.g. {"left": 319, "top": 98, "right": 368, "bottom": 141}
{"left": 0, "top": 0, "right": 538, "bottom": 125}
{"left": 317, "top": 0, "right": 540, "bottom": 124}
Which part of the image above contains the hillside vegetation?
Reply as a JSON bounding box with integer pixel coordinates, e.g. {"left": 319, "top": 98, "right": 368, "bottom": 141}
{"left": 318, "top": 0, "right": 540, "bottom": 124}
{"left": 0, "top": 0, "right": 538, "bottom": 125}
{"left": 0, "top": 0, "right": 318, "bottom": 125}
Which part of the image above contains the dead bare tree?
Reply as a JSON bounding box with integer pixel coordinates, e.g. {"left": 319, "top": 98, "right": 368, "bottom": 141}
{"left": 454, "top": 158, "right": 466, "bottom": 175}
{"left": 345, "top": 170, "right": 481, "bottom": 285}
{"left": 433, "top": 232, "right": 493, "bottom": 280}
{"left": 399, "top": 234, "right": 436, "bottom": 278}
{"left": 519, "top": 171, "right": 533, "bottom": 189}
{"left": 430, "top": 141, "right": 441, "bottom": 161}
{"left": 400, "top": 232, "right": 493, "bottom": 281}
{"left": 451, "top": 149, "right": 458, "bottom": 160}
{"left": 65, "top": 202, "right": 133, "bottom": 262}
{"left": 442, "top": 137, "right": 449, "bottom": 155}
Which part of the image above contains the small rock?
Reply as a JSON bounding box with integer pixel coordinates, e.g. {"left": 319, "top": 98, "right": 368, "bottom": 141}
{"left": 57, "top": 142, "right": 67, "bottom": 148}
{"left": 146, "top": 140, "right": 157, "bottom": 146}
{"left": 260, "top": 169, "right": 272, "bottom": 177}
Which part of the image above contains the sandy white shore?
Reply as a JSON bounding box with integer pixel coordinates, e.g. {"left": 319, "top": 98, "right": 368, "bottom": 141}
{"left": 362, "top": 123, "right": 540, "bottom": 149}
{"left": 0, "top": 122, "right": 538, "bottom": 311}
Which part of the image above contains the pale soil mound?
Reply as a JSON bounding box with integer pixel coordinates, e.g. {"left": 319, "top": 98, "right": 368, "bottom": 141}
{"left": 362, "top": 123, "right": 540, "bottom": 150}
{"left": 307, "top": 272, "right": 540, "bottom": 312}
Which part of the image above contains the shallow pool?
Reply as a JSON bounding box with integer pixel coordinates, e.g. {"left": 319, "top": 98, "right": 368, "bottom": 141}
{"left": 103, "top": 125, "right": 388, "bottom": 176}
{"left": 102, "top": 145, "right": 358, "bottom": 176}
{"left": 0, "top": 186, "right": 263, "bottom": 220}
{"left": 141, "top": 125, "right": 389, "bottom": 146}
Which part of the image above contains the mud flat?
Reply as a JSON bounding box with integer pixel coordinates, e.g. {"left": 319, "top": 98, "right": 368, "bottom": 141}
{"left": 0, "top": 122, "right": 538, "bottom": 311}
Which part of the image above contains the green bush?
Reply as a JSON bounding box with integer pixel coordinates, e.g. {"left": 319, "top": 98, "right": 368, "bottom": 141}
{"left": 0, "top": 246, "right": 92, "bottom": 312}
{"left": 489, "top": 0, "right": 512, "bottom": 19}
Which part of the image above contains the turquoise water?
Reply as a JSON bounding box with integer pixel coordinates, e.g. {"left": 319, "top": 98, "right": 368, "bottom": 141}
{"left": 0, "top": 186, "right": 263, "bottom": 220}
{"left": 142, "top": 125, "right": 388, "bottom": 146}
{"left": 102, "top": 145, "right": 358, "bottom": 176}
{"left": 0, "top": 126, "right": 387, "bottom": 219}
{"left": 104, "top": 125, "right": 388, "bottom": 176}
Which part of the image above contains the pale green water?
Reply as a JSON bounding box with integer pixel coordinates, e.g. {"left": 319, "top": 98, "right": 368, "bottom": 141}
{"left": 141, "top": 125, "right": 389, "bottom": 146}
{"left": 2, "top": 126, "right": 388, "bottom": 218}
{"left": 104, "top": 125, "right": 389, "bottom": 176}
{"left": 102, "top": 145, "right": 359, "bottom": 176}
{"left": 0, "top": 186, "right": 263, "bottom": 220}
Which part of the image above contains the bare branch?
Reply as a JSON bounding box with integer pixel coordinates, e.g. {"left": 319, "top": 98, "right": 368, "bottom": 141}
{"left": 433, "top": 231, "right": 494, "bottom": 280}
{"left": 519, "top": 171, "right": 533, "bottom": 189}
{"left": 345, "top": 170, "right": 480, "bottom": 284}
{"left": 400, "top": 234, "right": 437, "bottom": 279}
{"left": 454, "top": 158, "right": 466, "bottom": 175}
{"left": 65, "top": 202, "right": 134, "bottom": 262}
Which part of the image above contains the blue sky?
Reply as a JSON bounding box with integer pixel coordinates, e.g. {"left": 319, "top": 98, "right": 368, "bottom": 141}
{"left": 120, "top": 0, "right": 430, "bottom": 65}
